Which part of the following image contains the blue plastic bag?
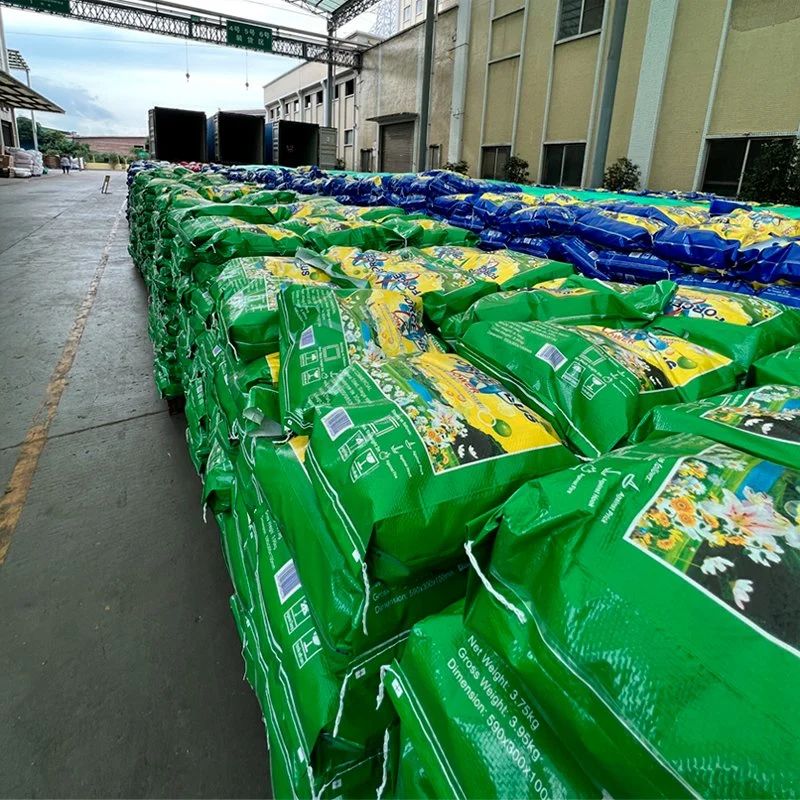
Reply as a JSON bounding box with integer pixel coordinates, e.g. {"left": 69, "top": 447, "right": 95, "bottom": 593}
{"left": 596, "top": 250, "right": 685, "bottom": 283}
{"left": 573, "top": 209, "right": 666, "bottom": 251}
{"left": 734, "top": 238, "right": 800, "bottom": 284}
{"left": 507, "top": 236, "right": 559, "bottom": 257}
{"left": 553, "top": 236, "right": 609, "bottom": 279}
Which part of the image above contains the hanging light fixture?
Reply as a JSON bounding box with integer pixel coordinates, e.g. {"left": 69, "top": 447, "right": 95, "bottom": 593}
{"left": 245, "top": 50, "right": 250, "bottom": 90}
{"left": 185, "top": 40, "right": 190, "bottom": 82}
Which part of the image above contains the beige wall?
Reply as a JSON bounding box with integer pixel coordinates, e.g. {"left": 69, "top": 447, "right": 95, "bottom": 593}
{"left": 462, "top": 0, "right": 604, "bottom": 178}
{"left": 358, "top": 7, "right": 457, "bottom": 170}
{"left": 263, "top": 62, "right": 327, "bottom": 110}
{"left": 709, "top": 0, "right": 800, "bottom": 136}
{"left": 645, "top": 0, "right": 800, "bottom": 192}
{"left": 512, "top": 0, "right": 558, "bottom": 179}
{"left": 483, "top": 58, "right": 518, "bottom": 145}
{"left": 460, "top": 0, "right": 799, "bottom": 189}
{"left": 545, "top": 34, "right": 599, "bottom": 143}
{"left": 263, "top": 0, "right": 800, "bottom": 185}
{"left": 647, "top": 0, "right": 728, "bottom": 190}
{"left": 604, "top": 0, "right": 649, "bottom": 164}
{"left": 460, "top": 0, "right": 491, "bottom": 171}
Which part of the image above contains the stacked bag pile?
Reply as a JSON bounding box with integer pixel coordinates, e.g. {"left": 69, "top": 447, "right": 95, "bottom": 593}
{"left": 8, "top": 147, "right": 43, "bottom": 178}
{"left": 134, "top": 162, "right": 800, "bottom": 308}
{"left": 128, "top": 162, "right": 800, "bottom": 799}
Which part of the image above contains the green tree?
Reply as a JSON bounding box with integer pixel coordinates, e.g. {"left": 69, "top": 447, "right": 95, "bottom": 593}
{"left": 739, "top": 139, "right": 800, "bottom": 205}
{"left": 15, "top": 116, "right": 90, "bottom": 157}
{"left": 503, "top": 155, "right": 530, "bottom": 184}
{"left": 603, "top": 157, "right": 641, "bottom": 192}
{"left": 443, "top": 161, "right": 469, "bottom": 175}
{"left": 15, "top": 116, "right": 41, "bottom": 148}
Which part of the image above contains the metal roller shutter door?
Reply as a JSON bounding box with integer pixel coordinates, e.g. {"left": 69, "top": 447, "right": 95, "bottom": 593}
{"left": 380, "top": 121, "right": 414, "bottom": 172}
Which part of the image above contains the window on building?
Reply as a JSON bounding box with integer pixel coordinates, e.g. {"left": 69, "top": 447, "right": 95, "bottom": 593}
{"left": 334, "top": 84, "right": 340, "bottom": 100}
{"left": 269, "top": 108, "right": 275, "bottom": 119}
{"left": 403, "top": 5, "right": 411, "bottom": 21}
{"left": 481, "top": 145, "right": 511, "bottom": 180}
{"left": 294, "top": 100, "right": 299, "bottom": 114}
{"left": 416, "top": 0, "right": 423, "bottom": 13}
{"left": 304, "top": 95, "right": 312, "bottom": 108}
{"left": 344, "top": 129, "right": 354, "bottom": 146}
{"left": 558, "top": 0, "right": 605, "bottom": 40}
{"left": 542, "top": 142, "right": 586, "bottom": 186}
{"left": 317, "top": 90, "right": 323, "bottom": 104}
{"left": 428, "top": 144, "right": 441, "bottom": 170}
{"left": 284, "top": 103, "right": 290, "bottom": 116}
{"left": 345, "top": 79, "right": 355, "bottom": 97}
{"left": 701, "top": 135, "right": 796, "bottom": 198}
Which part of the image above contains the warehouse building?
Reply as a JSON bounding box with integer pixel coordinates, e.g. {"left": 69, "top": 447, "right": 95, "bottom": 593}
{"left": 267, "top": 0, "right": 800, "bottom": 191}
{"left": 262, "top": 31, "right": 380, "bottom": 169}
{"left": 397, "top": 0, "right": 457, "bottom": 31}
{"left": 459, "top": 0, "right": 800, "bottom": 192}
{"left": 358, "top": 4, "right": 458, "bottom": 172}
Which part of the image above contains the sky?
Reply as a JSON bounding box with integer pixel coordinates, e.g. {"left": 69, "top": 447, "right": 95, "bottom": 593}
{"left": 1, "top": 0, "right": 377, "bottom": 136}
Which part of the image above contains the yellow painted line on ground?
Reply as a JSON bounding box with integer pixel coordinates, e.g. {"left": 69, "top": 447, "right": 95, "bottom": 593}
{"left": 0, "top": 201, "right": 126, "bottom": 564}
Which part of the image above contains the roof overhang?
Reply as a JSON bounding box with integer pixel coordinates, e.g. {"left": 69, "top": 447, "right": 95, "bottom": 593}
{"left": 0, "top": 71, "right": 64, "bottom": 113}
{"left": 366, "top": 112, "right": 418, "bottom": 124}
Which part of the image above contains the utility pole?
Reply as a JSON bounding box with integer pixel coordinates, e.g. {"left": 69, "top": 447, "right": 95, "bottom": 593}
{"left": 416, "top": 0, "right": 436, "bottom": 170}
{"left": 23, "top": 66, "right": 37, "bottom": 151}
{"left": 325, "top": 21, "right": 335, "bottom": 128}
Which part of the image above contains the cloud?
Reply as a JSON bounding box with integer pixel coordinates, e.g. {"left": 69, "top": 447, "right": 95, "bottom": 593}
{"left": 3, "top": 0, "right": 376, "bottom": 135}
{"left": 32, "top": 76, "right": 116, "bottom": 124}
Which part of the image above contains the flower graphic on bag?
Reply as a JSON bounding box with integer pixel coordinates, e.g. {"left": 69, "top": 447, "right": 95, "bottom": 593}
{"left": 626, "top": 444, "right": 800, "bottom": 649}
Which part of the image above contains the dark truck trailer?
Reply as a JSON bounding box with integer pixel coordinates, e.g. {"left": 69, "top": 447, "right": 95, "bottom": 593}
{"left": 267, "top": 121, "right": 338, "bottom": 169}
{"left": 207, "top": 112, "right": 266, "bottom": 165}
{"left": 148, "top": 107, "right": 207, "bottom": 162}
{"left": 270, "top": 120, "right": 318, "bottom": 168}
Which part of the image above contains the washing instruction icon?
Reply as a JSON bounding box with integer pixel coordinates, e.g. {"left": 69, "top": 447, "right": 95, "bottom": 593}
{"left": 351, "top": 449, "right": 380, "bottom": 481}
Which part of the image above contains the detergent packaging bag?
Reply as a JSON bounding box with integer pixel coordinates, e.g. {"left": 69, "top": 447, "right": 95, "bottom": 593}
{"left": 278, "top": 284, "right": 443, "bottom": 433}
{"left": 416, "top": 245, "right": 574, "bottom": 289}
{"left": 212, "top": 256, "right": 331, "bottom": 360}
{"left": 179, "top": 215, "right": 304, "bottom": 260}
{"left": 631, "top": 384, "right": 800, "bottom": 468}
{"left": 282, "top": 349, "right": 576, "bottom": 581}
{"left": 379, "top": 217, "right": 480, "bottom": 247}
{"left": 443, "top": 275, "right": 674, "bottom": 340}
{"left": 301, "top": 247, "right": 495, "bottom": 325}
{"left": 457, "top": 320, "right": 742, "bottom": 458}
{"left": 752, "top": 343, "right": 800, "bottom": 386}
{"left": 382, "top": 600, "right": 602, "bottom": 800}
{"left": 650, "top": 285, "right": 800, "bottom": 366}
{"left": 282, "top": 217, "right": 406, "bottom": 252}
{"left": 213, "top": 348, "right": 282, "bottom": 439}
{"left": 573, "top": 208, "right": 668, "bottom": 251}
{"left": 242, "top": 434, "right": 470, "bottom": 665}
{"left": 465, "top": 433, "right": 800, "bottom": 799}
{"left": 222, "top": 492, "right": 396, "bottom": 800}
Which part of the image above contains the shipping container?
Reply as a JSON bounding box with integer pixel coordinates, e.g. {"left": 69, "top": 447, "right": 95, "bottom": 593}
{"left": 318, "top": 126, "right": 338, "bottom": 170}
{"left": 207, "top": 112, "right": 266, "bottom": 165}
{"left": 270, "top": 121, "right": 324, "bottom": 167}
{"left": 148, "top": 107, "right": 207, "bottom": 162}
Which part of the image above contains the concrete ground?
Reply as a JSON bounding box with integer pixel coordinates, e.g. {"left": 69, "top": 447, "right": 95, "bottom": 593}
{"left": 0, "top": 171, "right": 271, "bottom": 798}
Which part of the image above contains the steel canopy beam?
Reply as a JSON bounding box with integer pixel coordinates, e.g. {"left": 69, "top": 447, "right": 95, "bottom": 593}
{"left": 0, "top": 0, "right": 364, "bottom": 68}
{"left": 330, "top": 0, "right": 383, "bottom": 31}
